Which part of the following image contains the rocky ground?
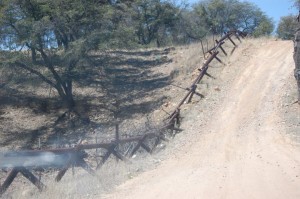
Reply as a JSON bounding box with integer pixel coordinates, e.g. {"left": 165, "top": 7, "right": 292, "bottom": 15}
{"left": 105, "top": 38, "right": 300, "bottom": 199}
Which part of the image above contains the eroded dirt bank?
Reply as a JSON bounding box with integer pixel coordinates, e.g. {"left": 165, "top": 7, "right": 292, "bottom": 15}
{"left": 106, "top": 39, "right": 300, "bottom": 199}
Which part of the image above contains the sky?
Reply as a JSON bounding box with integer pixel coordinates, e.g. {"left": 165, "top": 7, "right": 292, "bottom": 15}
{"left": 242, "top": 0, "right": 298, "bottom": 25}
{"left": 187, "top": 0, "right": 299, "bottom": 29}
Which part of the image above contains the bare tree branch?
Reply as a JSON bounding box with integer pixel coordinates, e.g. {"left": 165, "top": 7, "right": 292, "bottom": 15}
{"left": 14, "top": 61, "right": 57, "bottom": 89}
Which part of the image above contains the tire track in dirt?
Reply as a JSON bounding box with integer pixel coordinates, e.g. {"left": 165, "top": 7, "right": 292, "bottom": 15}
{"left": 105, "top": 40, "right": 300, "bottom": 199}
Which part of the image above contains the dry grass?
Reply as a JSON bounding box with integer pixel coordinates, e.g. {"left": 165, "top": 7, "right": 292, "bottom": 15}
{"left": 1, "top": 35, "right": 251, "bottom": 198}
{"left": 3, "top": 155, "right": 165, "bottom": 199}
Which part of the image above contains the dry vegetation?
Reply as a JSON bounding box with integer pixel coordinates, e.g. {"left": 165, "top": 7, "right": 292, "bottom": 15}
{"left": 0, "top": 37, "right": 219, "bottom": 151}
{"left": 0, "top": 36, "right": 223, "bottom": 198}
{"left": 1, "top": 37, "right": 299, "bottom": 198}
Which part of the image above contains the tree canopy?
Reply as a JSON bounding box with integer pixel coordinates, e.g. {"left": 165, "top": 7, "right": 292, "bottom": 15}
{"left": 277, "top": 15, "right": 298, "bottom": 40}
{"left": 0, "top": 0, "right": 275, "bottom": 113}
{"left": 191, "top": 0, "right": 274, "bottom": 37}
{"left": 0, "top": 0, "right": 132, "bottom": 110}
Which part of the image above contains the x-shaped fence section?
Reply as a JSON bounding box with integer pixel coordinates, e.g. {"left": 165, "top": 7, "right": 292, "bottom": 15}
{"left": 0, "top": 30, "right": 246, "bottom": 196}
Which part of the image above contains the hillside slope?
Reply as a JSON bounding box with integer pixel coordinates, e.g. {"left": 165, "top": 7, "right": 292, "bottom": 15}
{"left": 106, "top": 39, "right": 300, "bottom": 199}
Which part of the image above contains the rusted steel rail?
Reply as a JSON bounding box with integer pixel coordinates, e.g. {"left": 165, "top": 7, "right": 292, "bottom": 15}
{"left": 167, "top": 30, "right": 242, "bottom": 125}
{"left": 0, "top": 123, "right": 178, "bottom": 195}
{"left": 0, "top": 30, "right": 246, "bottom": 196}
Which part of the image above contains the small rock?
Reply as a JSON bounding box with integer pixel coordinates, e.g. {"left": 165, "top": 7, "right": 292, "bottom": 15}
{"left": 82, "top": 139, "right": 88, "bottom": 144}
{"left": 163, "top": 102, "right": 170, "bottom": 107}
{"left": 214, "top": 87, "right": 221, "bottom": 91}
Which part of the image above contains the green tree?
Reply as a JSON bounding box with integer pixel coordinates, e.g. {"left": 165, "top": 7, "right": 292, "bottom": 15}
{"left": 294, "top": 0, "right": 300, "bottom": 9}
{"left": 192, "top": 0, "right": 274, "bottom": 36}
{"left": 176, "top": 8, "right": 210, "bottom": 41}
{"left": 0, "top": 0, "right": 132, "bottom": 111}
{"left": 251, "top": 14, "right": 274, "bottom": 37}
{"left": 133, "top": 0, "right": 180, "bottom": 47}
{"left": 277, "top": 15, "right": 298, "bottom": 40}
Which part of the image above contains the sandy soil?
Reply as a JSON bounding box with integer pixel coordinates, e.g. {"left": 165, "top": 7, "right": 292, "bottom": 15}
{"left": 105, "top": 39, "right": 300, "bottom": 199}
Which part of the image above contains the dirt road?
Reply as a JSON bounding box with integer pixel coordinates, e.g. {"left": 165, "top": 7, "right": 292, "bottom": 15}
{"left": 106, "top": 40, "right": 300, "bottom": 199}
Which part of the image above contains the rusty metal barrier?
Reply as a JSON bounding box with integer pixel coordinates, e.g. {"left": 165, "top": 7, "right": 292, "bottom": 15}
{"left": 0, "top": 30, "right": 246, "bottom": 196}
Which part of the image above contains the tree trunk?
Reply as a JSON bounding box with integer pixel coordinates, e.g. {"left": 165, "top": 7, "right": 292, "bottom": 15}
{"left": 31, "top": 48, "right": 37, "bottom": 63}
{"left": 294, "top": 24, "right": 300, "bottom": 104}
{"left": 38, "top": 48, "right": 75, "bottom": 109}
{"left": 156, "top": 38, "right": 161, "bottom": 48}
{"left": 64, "top": 80, "right": 75, "bottom": 110}
{"left": 54, "top": 84, "right": 74, "bottom": 110}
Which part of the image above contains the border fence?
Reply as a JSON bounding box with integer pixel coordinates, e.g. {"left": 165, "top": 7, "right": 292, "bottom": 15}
{"left": 0, "top": 30, "right": 246, "bottom": 196}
